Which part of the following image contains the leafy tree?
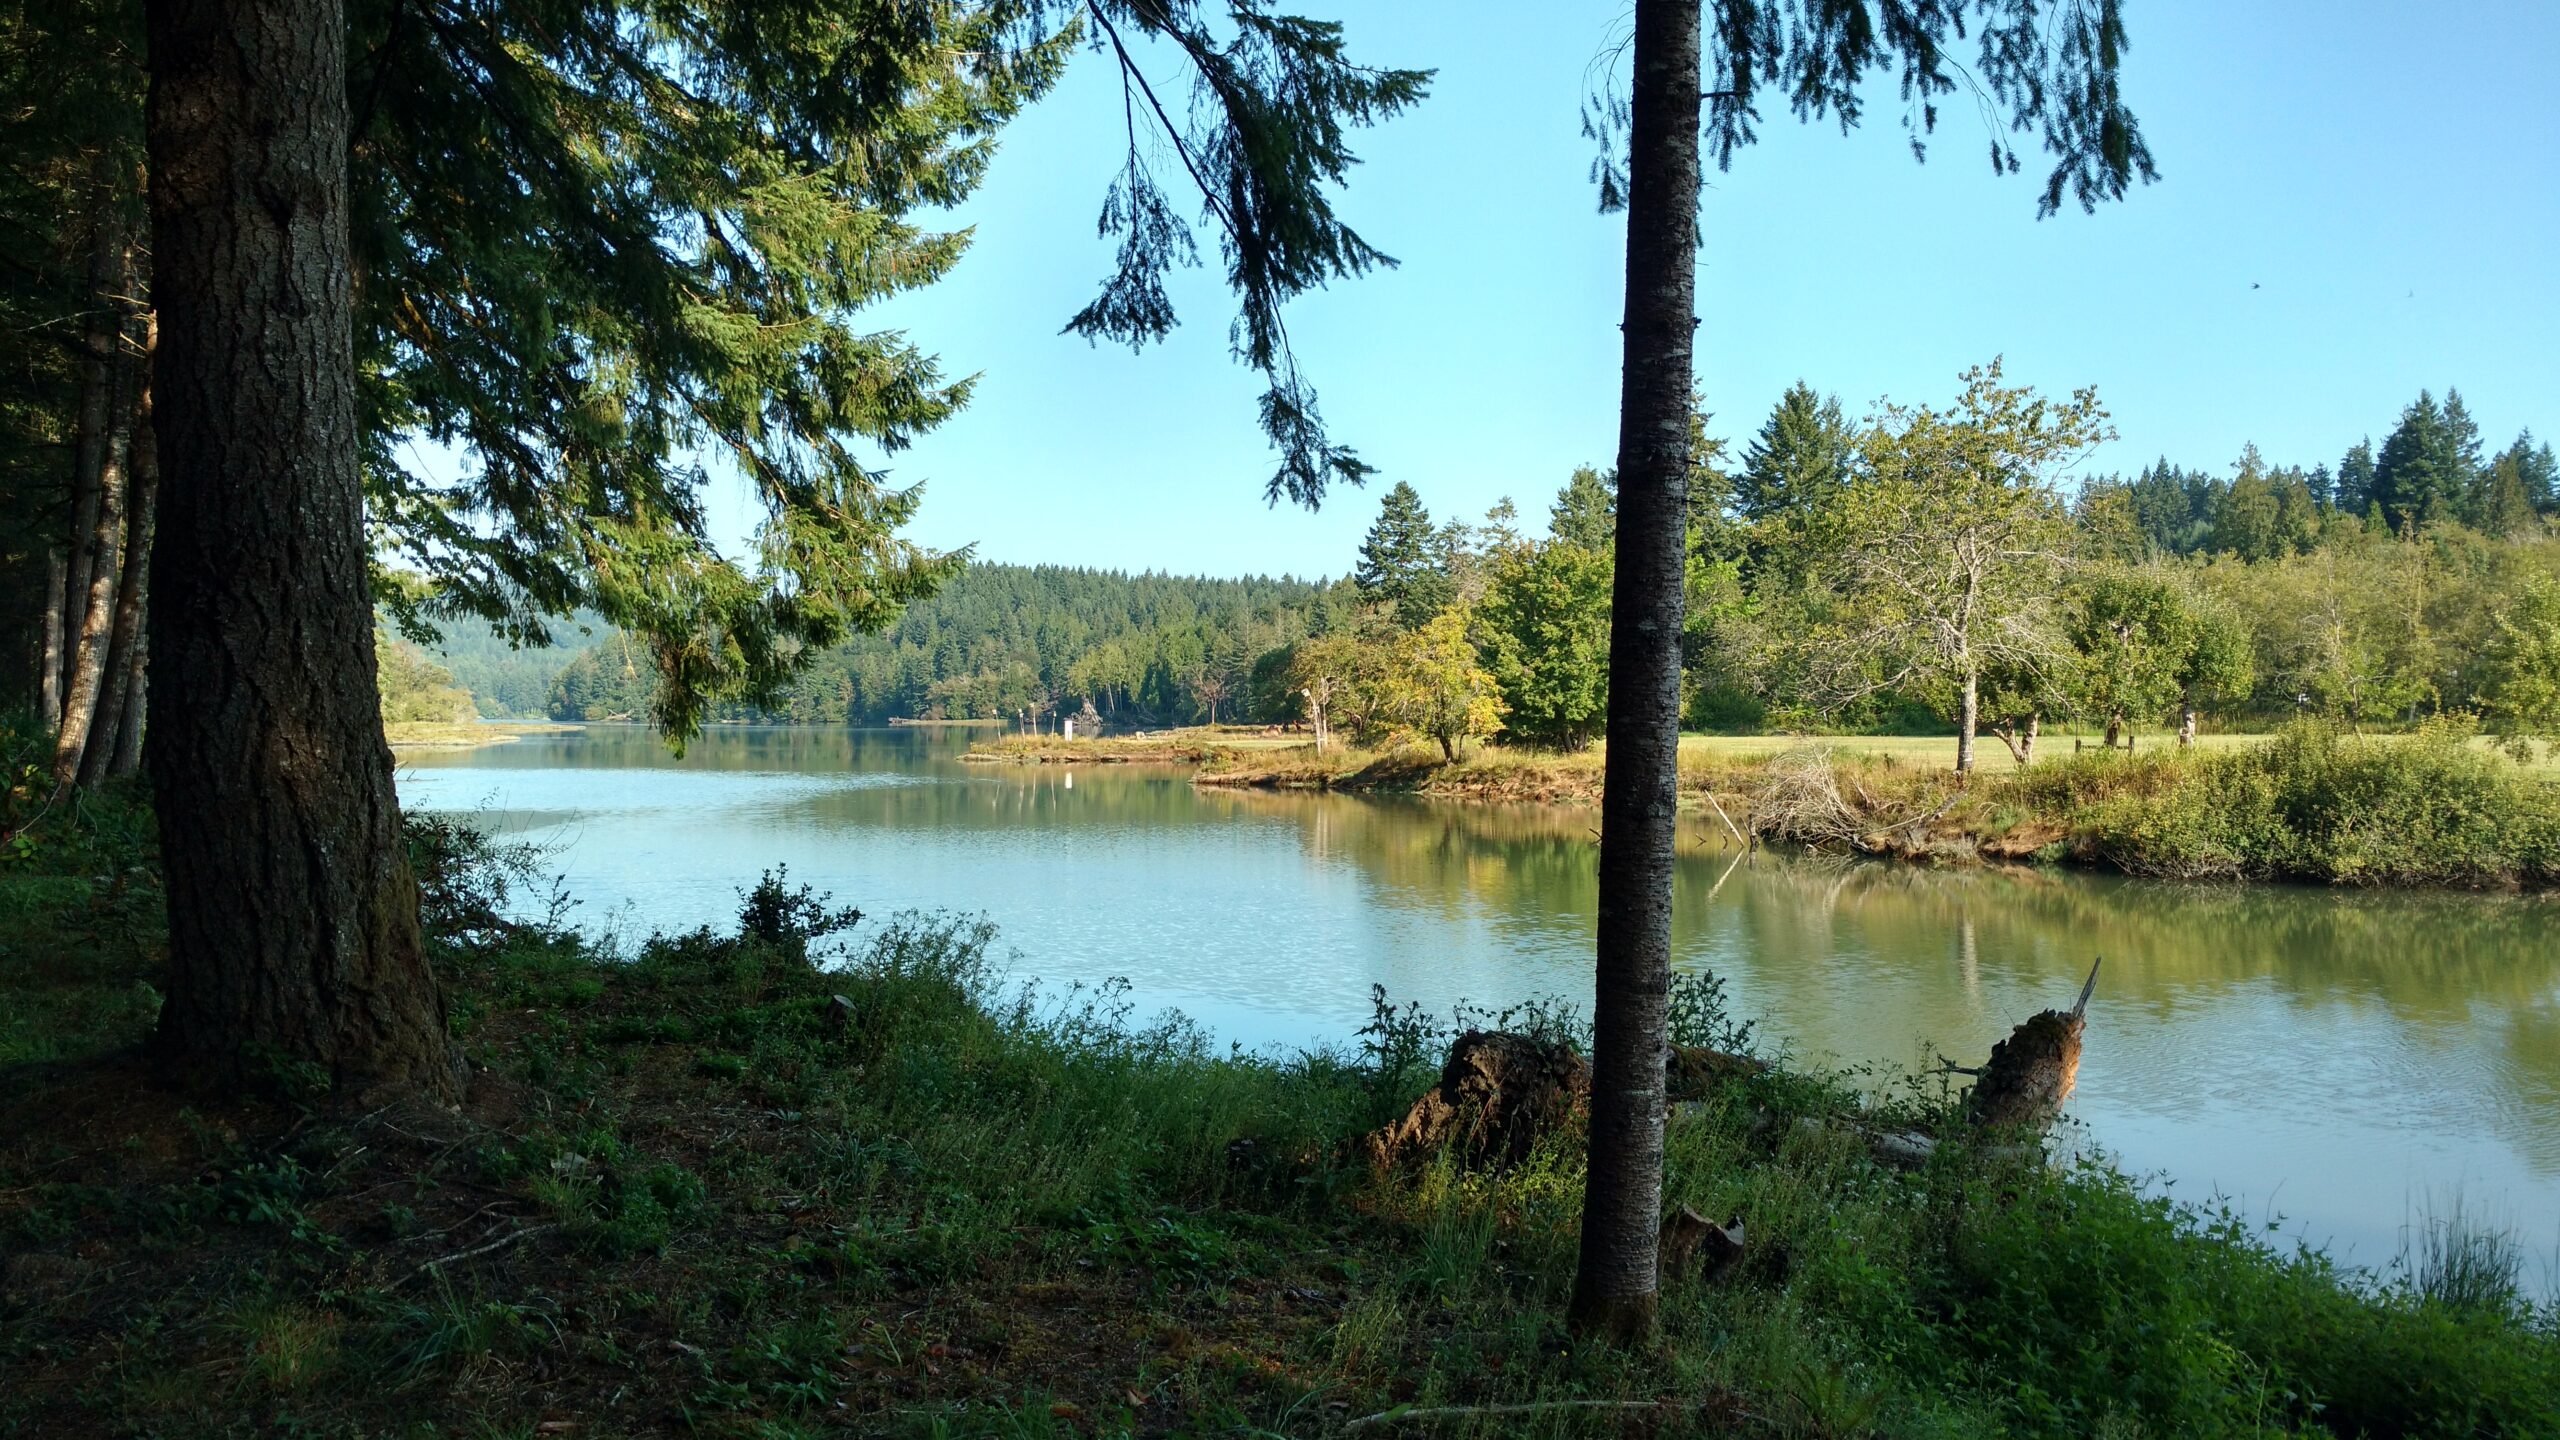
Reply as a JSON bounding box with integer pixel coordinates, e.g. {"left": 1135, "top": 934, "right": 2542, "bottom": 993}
{"left": 1479, "top": 538, "right": 1613, "bottom": 750}
{"left": 1801, "top": 362, "right": 2106, "bottom": 773}
{"left": 1353, "top": 480, "right": 1453, "bottom": 628}
{"left": 375, "top": 635, "right": 476, "bottom": 725}
{"left": 1570, "top": 0, "right": 2151, "bottom": 1340}
{"left": 1287, "top": 629, "right": 1372, "bottom": 752}
{"left": 2480, "top": 575, "right": 2560, "bottom": 761}
{"left": 1371, "top": 606, "right": 1502, "bottom": 761}
{"left": 2067, "top": 563, "right": 2248, "bottom": 748}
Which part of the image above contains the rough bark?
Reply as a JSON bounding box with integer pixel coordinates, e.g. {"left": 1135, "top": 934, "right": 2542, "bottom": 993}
{"left": 82, "top": 328, "right": 158, "bottom": 790}
{"left": 145, "top": 0, "right": 459, "bottom": 1103}
{"left": 108, "top": 649, "right": 148, "bottom": 779}
{"left": 1571, "top": 0, "right": 1700, "bottom": 1345}
{"left": 1965, "top": 960, "right": 2100, "bottom": 1132}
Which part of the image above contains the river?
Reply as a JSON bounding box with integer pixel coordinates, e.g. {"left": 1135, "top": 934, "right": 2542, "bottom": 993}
{"left": 397, "top": 723, "right": 2560, "bottom": 1284}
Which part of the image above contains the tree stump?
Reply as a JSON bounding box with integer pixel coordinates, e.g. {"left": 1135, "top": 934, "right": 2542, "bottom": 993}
{"left": 1665, "top": 1045, "right": 1766, "bottom": 1100}
{"left": 1366, "top": 1030, "right": 1590, "bottom": 1170}
{"left": 1965, "top": 959, "right": 2099, "bottom": 1132}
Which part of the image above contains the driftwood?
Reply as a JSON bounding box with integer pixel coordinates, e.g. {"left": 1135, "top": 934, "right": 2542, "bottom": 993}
{"left": 1964, "top": 959, "right": 2100, "bottom": 1132}
{"left": 1366, "top": 1030, "right": 1590, "bottom": 1170}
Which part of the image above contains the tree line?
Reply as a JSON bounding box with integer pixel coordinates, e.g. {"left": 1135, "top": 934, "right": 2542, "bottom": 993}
{"left": 487, "top": 372, "right": 2560, "bottom": 773}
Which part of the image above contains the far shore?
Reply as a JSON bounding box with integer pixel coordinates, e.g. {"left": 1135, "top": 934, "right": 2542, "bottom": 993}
{"left": 384, "top": 719, "right": 582, "bottom": 752}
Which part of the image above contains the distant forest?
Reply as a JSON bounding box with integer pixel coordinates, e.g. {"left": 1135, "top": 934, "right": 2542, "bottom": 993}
{"left": 408, "top": 379, "right": 2560, "bottom": 748}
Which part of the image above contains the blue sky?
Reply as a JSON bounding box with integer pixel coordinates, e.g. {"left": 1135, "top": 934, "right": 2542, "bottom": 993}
{"left": 781, "top": 0, "right": 2560, "bottom": 578}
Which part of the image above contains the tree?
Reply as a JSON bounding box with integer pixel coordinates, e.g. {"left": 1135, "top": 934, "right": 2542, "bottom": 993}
{"left": 1548, "top": 465, "right": 1618, "bottom": 551}
{"left": 2336, "top": 438, "right": 2379, "bottom": 517}
{"left": 2067, "top": 563, "right": 2248, "bottom": 748}
{"left": 2373, "top": 391, "right": 2463, "bottom": 531}
{"left": 1732, "top": 380, "right": 1853, "bottom": 526}
{"left": 1287, "top": 630, "right": 1369, "bottom": 752}
{"left": 144, "top": 0, "right": 459, "bottom": 1099}
{"left": 2480, "top": 575, "right": 2560, "bottom": 761}
{"left": 1568, "top": 0, "right": 2151, "bottom": 1340}
{"left": 1803, "top": 363, "right": 2106, "bottom": 773}
{"left": 1373, "top": 606, "right": 1502, "bottom": 762}
{"left": 1353, "top": 480, "right": 1453, "bottom": 627}
{"left": 1480, "top": 537, "right": 1614, "bottom": 749}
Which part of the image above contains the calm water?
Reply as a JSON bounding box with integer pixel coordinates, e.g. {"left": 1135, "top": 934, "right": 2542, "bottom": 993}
{"left": 399, "top": 724, "right": 2560, "bottom": 1280}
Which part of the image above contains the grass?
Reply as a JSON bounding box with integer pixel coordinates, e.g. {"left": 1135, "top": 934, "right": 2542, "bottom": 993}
{"left": 975, "top": 721, "right": 2560, "bottom": 889}
{"left": 2, "top": 787, "right": 2556, "bottom": 1437}
{"left": 383, "top": 719, "right": 580, "bottom": 750}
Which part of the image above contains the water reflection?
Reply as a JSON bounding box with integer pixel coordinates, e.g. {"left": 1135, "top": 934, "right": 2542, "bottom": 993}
{"left": 401, "top": 725, "right": 2560, "bottom": 1275}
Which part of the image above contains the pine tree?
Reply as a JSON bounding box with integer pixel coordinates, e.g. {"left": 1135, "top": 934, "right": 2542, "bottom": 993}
{"left": 1354, "top": 481, "right": 1452, "bottom": 627}
{"left": 1732, "top": 381, "right": 1852, "bottom": 524}
{"left": 2374, "top": 392, "right": 2459, "bottom": 531}
{"left": 2336, "top": 438, "right": 2379, "bottom": 516}
{"left": 2501, "top": 431, "right": 2558, "bottom": 514}
{"left": 1548, "top": 466, "right": 1618, "bottom": 550}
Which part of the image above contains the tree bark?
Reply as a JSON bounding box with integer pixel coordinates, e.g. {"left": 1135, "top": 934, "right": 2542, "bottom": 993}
{"left": 83, "top": 323, "right": 158, "bottom": 790}
{"left": 145, "top": 0, "right": 459, "bottom": 1102}
{"left": 53, "top": 301, "right": 141, "bottom": 789}
{"left": 1570, "top": 0, "right": 1699, "bottom": 1345}
{"left": 2177, "top": 706, "right": 2197, "bottom": 747}
{"left": 1954, "top": 667, "right": 1979, "bottom": 775}
{"left": 59, "top": 187, "right": 129, "bottom": 731}
{"left": 38, "top": 551, "right": 65, "bottom": 726}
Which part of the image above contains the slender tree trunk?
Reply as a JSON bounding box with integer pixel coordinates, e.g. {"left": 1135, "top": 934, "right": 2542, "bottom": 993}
{"left": 1570, "top": 0, "right": 1699, "bottom": 1345}
{"left": 38, "top": 551, "right": 65, "bottom": 726}
{"left": 60, "top": 192, "right": 128, "bottom": 730}
{"left": 2022, "top": 713, "right": 2038, "bottom": 766}
{"left": 2177, "top": 706, "right": 2197, "bottom": 747}
{"left": 54, "top": 302, "right": 141, "bottom": 790}
{"left": 108, "top": 646, "right": 149, "bottom": 778}
{"left": 1955, "top": 667, "right": 1979, "bottom": 775}
{"left": 145, "top": 0, "right": 459, "bottom": 1102}
{"left": 83, "top": 327, "right": 158, "bottom": 789}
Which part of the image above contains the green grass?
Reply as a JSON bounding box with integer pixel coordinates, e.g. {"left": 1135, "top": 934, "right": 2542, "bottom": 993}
{"left": 3, "top": 806, "right": 2555, "bottom": 1437}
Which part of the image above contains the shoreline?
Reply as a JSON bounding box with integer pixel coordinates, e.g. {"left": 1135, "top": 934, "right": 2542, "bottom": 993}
{"left": 384, "top": 719, "right": 581, "bottom": 752}
{"left": 968, "top": 727, "right": 2560, "bottom": 892}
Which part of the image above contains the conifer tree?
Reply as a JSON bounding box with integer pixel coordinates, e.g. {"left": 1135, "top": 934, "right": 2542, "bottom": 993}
{"left": 2336, "top": 438, "right": 2379, "bottom": 517}
{"left": 1548, "top": 466, "right": 1618, "bottom": 550}
{"left": 1733, "top": 381, "right": 1853, "bottom": 524}
{"left": 1571, "top": 0, "right": 2153, "bottom": 1341}
{"left": 2375, "top": 392, "right": 2462, "bottom": 531}
{"left": 1353, "top": 481, "right": 1452, "bottom": 627}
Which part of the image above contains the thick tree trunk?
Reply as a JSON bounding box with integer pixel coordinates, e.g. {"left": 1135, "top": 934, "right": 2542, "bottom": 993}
{"left": 53, "top": 307, "right": 141, "bottom": 789}
{"left": 1954, "top": 667, "right": 1979, "bottom": 775}
{"left": 1570, "top": 0, "right": 1699, "bottom": 1345}
{"left": 145, "top": 0, "right": 459, "bottom": 1102}
{"left": 83, "top": 331, "right": 158, "bottom": 789}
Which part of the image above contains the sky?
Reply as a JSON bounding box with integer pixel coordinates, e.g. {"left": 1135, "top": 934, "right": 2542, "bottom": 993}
{"left": 726, "top": 0, "right": 2560, "bottom": 579}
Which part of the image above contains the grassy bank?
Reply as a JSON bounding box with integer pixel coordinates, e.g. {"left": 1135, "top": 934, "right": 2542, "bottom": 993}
{"left": 4, "top": 800, "right": 2556, "bottom": 1437}
{"left": 383, "top": 719, "right": 580, "bottom": 752}
{"left": 982, "top": 724, "right": 2560, "bottom": 890}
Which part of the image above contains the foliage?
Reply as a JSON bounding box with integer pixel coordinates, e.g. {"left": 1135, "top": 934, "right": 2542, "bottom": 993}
{"left": 1368, "top": 607, "right": 1504, "bottom": 762}
{"left": 1353, "top": 481, "right": 1453, "bottom": 629}
{"left": 1479, "top": 537, "right": 1613, "bottom": 750}
{"left": 2480, "top": 575, "right": 2560, "bottom": 759}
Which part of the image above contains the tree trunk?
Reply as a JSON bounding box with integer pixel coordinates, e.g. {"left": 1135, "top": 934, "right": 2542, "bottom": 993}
{"left": 83, "top": 327, "right": 158, "bottom": 789}
{"left": 38, "top": 551, "right": 65, "bottom": 726}
{"left": 145, "top": 0, "right": 459, "bottom": 1103}
{"left": 59, "top": 189, "right": 129, "bottom": 732}
{"left": 53, "top": 301, "right": 141, "bottom": 789}
{"left": 2177, "top": 706, "right": 2197, "bottom": 747}
{"left": 1570, "top": 0, "right": 1699, "bottom": 1345}
{"left": 1438, "top": 732, "right": 1456, "bottom": 763}
{"left": 2103, "top": 714, "right": 2122, "bottom": 749}
{"left": 1954, "top": 666, "right": 1979, "bottom": 775}
{"left": 2021, "top": 713, "right": 2038, "bottom": 766}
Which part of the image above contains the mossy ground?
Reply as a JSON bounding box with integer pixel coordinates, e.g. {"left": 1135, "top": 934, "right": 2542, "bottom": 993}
{"left": 2, "top": 779, "right": 2556, "bottom": 1438}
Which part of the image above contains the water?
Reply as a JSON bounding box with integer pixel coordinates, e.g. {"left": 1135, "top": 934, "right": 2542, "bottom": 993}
{"left": 399, "top": 724, "right": 2560, "bottom": 1282}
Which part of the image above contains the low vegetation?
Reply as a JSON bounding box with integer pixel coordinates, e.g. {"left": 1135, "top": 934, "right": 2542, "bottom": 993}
{"left": 4, "top": 804, "right": 2555, "bottom": 1438}
{"left": 976, "top": 720, "right": 2560, "bottom": 889}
